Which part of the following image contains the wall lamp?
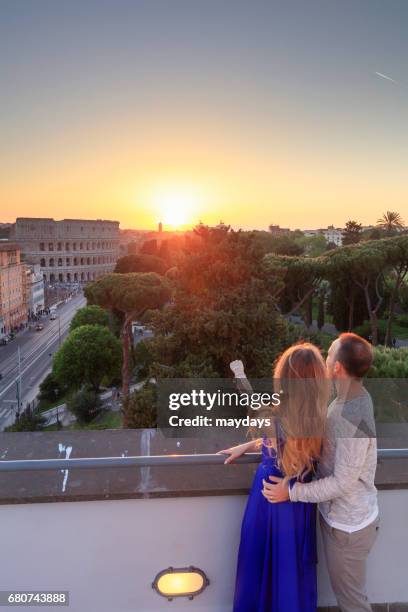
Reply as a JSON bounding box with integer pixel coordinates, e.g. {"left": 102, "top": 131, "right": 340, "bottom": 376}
{"left": 152, "top": 566, "right": 210, "bottom": 601}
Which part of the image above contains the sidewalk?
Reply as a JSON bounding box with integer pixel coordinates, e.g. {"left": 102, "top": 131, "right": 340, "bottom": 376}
{"left": 41, "top": 381, "right": 145, "bottom": 427}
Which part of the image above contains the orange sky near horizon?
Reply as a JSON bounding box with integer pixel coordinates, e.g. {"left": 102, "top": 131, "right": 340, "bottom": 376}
{"left": 1, "top": 1, "right": 407, "bottom": 231}
{"left": 2, "top": 110, "right": 407, "bottom": 231}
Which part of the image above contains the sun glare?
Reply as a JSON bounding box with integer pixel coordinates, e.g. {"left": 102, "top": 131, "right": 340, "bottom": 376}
{"left": 151, "top": 184, "right": 202, "bottom": 229}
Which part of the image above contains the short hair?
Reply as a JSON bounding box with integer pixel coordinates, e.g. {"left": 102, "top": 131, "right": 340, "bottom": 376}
{"left": 335, "top": 333, "right": 374, "bottom": 378}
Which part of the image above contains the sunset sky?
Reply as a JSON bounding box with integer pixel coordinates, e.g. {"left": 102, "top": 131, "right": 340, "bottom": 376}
{"left": 1, "top": 0, "right": 407, "bottom": 230}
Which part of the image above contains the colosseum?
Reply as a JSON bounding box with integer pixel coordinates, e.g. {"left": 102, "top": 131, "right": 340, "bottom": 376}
{"left": 11, "top": 218, "right": 120, "bottom": 284}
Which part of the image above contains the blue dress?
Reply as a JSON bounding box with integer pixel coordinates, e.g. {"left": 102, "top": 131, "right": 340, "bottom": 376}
{"left": 233, "top": 430, "right": 318, "bottom": 612}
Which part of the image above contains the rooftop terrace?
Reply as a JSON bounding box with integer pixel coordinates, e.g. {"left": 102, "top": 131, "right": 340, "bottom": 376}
{"left": 1, "top": 428, "right": 408, "bottom": 611}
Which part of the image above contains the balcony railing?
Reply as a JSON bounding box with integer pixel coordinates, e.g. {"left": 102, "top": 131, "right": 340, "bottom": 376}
{"left": 0, "top": 448, "right": 407, "bottom": 472}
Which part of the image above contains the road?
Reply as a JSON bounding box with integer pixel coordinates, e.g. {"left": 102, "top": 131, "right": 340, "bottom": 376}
{"left": 0, "top": 292, "right": 86, "bottom": 430}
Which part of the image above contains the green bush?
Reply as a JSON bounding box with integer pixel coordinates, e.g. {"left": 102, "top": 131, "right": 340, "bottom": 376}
{"left": 5, "top": 408, "right": 46, "bottom": 432}
{"left": 124, "top": 382, "right": 157, "bottom": 429}
{"left": 284, "top": 322, "right": 333, "bottom": 356}
{"left": 396, "top": 314, "right": 408, "bottom": 328}
{"left": 368, "top": 345, "right": 408, "bottom": 378}
{"left": 366, "top": 346, "right": 408, "bottom": 422}
{"left": 67, "top": 386, "right": 102, "bottom": 424}
{"left": 353, "top": 321, "right": 386, "bottom": 344}
{"left": 38, "top": 372, "right": 66, "bottom": 404}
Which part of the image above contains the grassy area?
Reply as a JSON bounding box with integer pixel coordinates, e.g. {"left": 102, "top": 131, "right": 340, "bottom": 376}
{"left": 310, "top": 300, "right": 408, "bottom": 341}
{"left": 378, "top": 319, "right": 408, "bottom": 341}
{"left": 43, "top": 409, "right": 123, "bottom": 431}
{"left": 76, "top": 409, "right": 123, "bottom": 430}
{"left": 354, "top": 318, "right": 408, "bottom": 342}
{"left": 37, "top": 392, "right": 72, "bottom": 413}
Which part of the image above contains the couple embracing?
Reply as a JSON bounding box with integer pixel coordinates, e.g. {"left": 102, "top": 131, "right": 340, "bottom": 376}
{"left": 219, "top": 333, "right": 379, "bottom": 612}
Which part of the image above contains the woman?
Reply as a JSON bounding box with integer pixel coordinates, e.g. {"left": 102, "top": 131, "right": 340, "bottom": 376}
{"left": 219, "top": 343, "right": 329, "bottom": 612}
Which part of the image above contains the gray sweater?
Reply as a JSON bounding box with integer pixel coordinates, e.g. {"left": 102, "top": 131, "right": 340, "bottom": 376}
{"left": 232, "top": 371, "right": 379, "bottom": 532}
{"left": 289, "top": 391, "right": 379, "bottom": 532}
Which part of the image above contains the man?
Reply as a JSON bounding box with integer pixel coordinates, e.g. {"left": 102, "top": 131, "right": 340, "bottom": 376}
{"left": 262, "top": 333, "right": 379, "bottom": 612}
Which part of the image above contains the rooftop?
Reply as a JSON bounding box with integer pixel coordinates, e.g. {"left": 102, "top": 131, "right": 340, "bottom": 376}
{"left": 1, "top": 430, "right": 408, "bottom": 611}
{"left": 0, "top": 241, "right": 20, "bottom": 252}
{"left": 15, "top": 217, "right": 120, "bottom": 224}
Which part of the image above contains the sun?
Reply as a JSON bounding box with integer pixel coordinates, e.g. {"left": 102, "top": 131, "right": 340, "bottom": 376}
{"left": 162, "top": 205, "right": 187, "bottom": 227}
{"left": 152, "top": 184, "right": 201, "bottom": 229}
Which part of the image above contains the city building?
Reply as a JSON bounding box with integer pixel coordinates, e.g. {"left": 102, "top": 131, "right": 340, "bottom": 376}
{"left": 323, "top": 225, "right": 343, "bottom": 246}
{"left": 304, "top": 225, "right": 343, "bottom": 246}
{"left": 23, "top": 264, "right": 45, "bottom": 318}
{"left": 0, "top": 222, "right": 12, "bottom": 239}
{"left": 11, "top": 218, "right": 120, "bottom": 284}
{"left": 268, "top": 224, "right": 291, "bottom": 235}
{"left": 0, "top": 242, "right": 27, "bottom": 337}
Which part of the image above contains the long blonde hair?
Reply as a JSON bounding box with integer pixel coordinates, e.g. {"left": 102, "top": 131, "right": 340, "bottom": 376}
{"left": 272, "top": 343, "right": 329, "bottom": 479}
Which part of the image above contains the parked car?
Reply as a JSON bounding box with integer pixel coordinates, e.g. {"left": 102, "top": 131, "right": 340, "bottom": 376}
{"left": 50, "top": 313, "right": 57, "bottom": 320}
{"left": 0, "top": 338, "right": 8, "bottom": 346}
{"left": 35, "top": 324, "right": 44, "bottom": 331}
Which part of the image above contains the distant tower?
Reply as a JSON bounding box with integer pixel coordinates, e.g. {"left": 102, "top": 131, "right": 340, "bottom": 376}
{"left": 158, "top": 221, "right": 163, "bottom": 233}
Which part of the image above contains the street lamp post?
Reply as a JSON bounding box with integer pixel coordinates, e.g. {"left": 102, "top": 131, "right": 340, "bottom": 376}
{"left": 15, "top": 346, "right": 22, "bottom": 415}
{"left": 15, "top": 381, "right": 20, "bottom": 417}
{"left": 55, "top": 388, "right": 61, "bottom": 428}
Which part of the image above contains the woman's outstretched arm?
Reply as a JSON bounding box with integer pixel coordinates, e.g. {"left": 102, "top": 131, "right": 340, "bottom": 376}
{"left": 230, "top": 359, "right": 254, "bottom": 394}
{"left": 217, "top": 438, "right": 261, "bottom": 464}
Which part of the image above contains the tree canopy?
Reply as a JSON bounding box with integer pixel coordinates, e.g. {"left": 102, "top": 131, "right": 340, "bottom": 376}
{"left": 146, "top": 225, "right": 287, "bottom": 378}
{"left": 114, "top": 253, "right": 168, "bottom": 275}
{"left": 85, "top": 272, "right": 170, "bottom": 318}
{"left": 85, "top": 273, "right": 171, "bottom": 417}
{"left": 265, "top": 234, "right": 408, "bottom": 345}
{"left": 53, "top": 324, "right": 122, "bottom": 391}
{"left": 69, "top": 305, "right": 110, "bottom": 332}
{"left": 377, "top": 211, "right": 405, "bottom": 234}
{"left": 342, "top": 220, "right": 362, "bottom": 245}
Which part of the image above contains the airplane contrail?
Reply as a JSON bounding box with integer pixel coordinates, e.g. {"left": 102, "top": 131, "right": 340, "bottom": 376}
{"left": 374, "top": 71, "right": 399, "bottom": 85}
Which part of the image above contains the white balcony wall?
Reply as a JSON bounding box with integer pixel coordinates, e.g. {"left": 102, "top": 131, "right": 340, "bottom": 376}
{"left": 1, "top": 489, "right": 407, "bottom": 611}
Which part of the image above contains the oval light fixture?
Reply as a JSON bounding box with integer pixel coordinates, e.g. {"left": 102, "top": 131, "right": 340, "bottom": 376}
{"left": 152, "top": 566, "right": 209, "bottom": 601}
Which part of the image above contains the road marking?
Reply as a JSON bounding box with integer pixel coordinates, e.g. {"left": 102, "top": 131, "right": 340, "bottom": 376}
{"left": 0, "top": 298, "right": 86, "bottom": 378}
{"left": 0, "top": 298, "right": 86, "bottom": 402}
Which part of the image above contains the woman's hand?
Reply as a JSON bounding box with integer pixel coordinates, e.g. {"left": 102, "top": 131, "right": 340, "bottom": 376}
{"left": 217, "top": 440, "right": 256, "bottom": 464}
{"left": 230, "top": 359, "right": 246, "bottom": 378}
